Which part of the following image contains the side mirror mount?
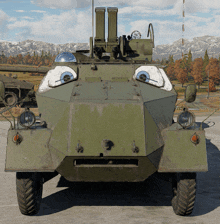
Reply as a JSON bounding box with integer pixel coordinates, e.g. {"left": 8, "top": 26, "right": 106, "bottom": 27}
{"left": 185, "top": 84, "right": 197, "bottom": 103}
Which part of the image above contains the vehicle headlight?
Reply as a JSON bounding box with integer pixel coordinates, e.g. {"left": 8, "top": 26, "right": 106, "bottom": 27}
{"left": 18, "top": 110, "right": 36, "bottom": 128}
{"left": 177, "top": 108, "right": 195, "bottom": 128}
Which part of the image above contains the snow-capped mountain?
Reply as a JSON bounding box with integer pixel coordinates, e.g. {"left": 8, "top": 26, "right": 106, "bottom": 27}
{"left": 0, "top": 35, "right": 220, "bottom": 61}
{"left": 153, "top": 35, "right": 220, "bottom": 61}
{"left": 0, "top": 40, "right": 89, "bottom": 57}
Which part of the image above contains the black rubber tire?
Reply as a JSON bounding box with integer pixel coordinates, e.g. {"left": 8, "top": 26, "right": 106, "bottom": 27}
{"left": 4, "top": 92, "right": 18, "bottom": 106}
{"left": 16, "top": 172, "right": 43, "bottom": 216}
{"left": 171, "top": 173, "right": 196, "bottom": 216}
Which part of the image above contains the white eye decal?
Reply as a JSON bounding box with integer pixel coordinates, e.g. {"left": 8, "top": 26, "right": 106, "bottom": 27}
{"left": 38, "top": 66, "right": 77, "bottom": 93}
{"left": 134, "top": 66, "right": 164, "bottom": 87}
{"left": 159, "top": 68, "right": 173, "bottom": 91}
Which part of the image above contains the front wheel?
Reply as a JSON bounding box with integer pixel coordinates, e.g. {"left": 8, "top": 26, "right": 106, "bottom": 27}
{"left": 171, "top": 173, "right": 196, "bottom": 216}
{"left": 16, "top": 172, "right": 43, "bottom": 216}
{"left": 4, "top": 92, "right": 18, "bottom": 106}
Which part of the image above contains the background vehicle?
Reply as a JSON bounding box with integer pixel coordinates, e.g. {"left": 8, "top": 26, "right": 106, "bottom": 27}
{"left": 0, "top": 73, "right": 36, "bottom": 106}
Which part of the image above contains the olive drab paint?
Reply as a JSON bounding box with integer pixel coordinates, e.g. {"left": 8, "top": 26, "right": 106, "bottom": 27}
{"left": 0, "top": 73, "right": 37, "bottom": 105}
{"left": 3, "top": 7, "right": 207, "bottom": 183}
{"left": 0, "top": 81, "right": 5, "bottom": 99}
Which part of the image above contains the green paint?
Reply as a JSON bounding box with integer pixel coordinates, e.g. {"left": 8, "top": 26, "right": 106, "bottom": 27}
{"left": 5, "top": 129, "right": 54, "bottom": 171}
{"left": 159, "top": 129, "right": 208, "bottom": 172}
{"left": 144, "top": 107, "right": 164, "bottom": 155}
{"left": 36, "top": 94, "right": 70, "bottom": 129}
{"left": 49, "top": 105, "right": 70, "bottom": 154}
{"left": 70, "top": 103, "right": 145, "bottom": 156}
{"left": 0, "top": 81, "right": 5, "bottom": 99}
{"left": 56, "top": 156, "right": 157, "bottom": 182}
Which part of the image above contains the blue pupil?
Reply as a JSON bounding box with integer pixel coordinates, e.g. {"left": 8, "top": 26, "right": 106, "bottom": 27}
{"left": 60, "top": 72, "right": 74, "bottom": 84}
{"left": 137, "top": 71, "right": 150, "bottom": 82}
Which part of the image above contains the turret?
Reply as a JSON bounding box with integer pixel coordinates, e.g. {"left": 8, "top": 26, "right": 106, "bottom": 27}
{"left": 90, "top": 7, "right": 154, "bottom": 61}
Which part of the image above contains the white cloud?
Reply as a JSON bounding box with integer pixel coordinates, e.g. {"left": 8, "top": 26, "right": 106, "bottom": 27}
{"left": 30, "top": 10, "right": 46, "bottom": 13}
{"left": 128, "top": 0, "right": 177, "bottom": 8}
{"left": 3, "top": 0, "right": 220, "bottom": 46}
{"left": 30, "top": 0, "right": 179, "bottom": 9}
{"left": 8, "top": 17, "right": 17, "bottom": 22}
{"left": 185, "top": 0, "right": 220, "bottom": 13}
{"left": 15, "top": 10, "right": 25, "bottom": 13}
{"left": 31, "top": 0, "right": 91, "bottom": 9}
{"left": 128, "top": 19, "right": 181, "bottom": 45}
{"left": 119, "top": 6, "right": 180, "bottom": 17}
{"left": 22, "top": 16, "right": 34, "bottom": 20}
{"left": 0, "top": 9, "right": 8, "bottom": 24}
{"left": 7, "top": 9, "right": 92, "bottom": 44}
{"left": 0, "top": 10, "right": 9, "bottom": 40}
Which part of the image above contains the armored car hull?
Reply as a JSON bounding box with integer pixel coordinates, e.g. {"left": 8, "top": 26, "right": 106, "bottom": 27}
{"left": 3, "top": 6, "right": 208, "bottom": 216}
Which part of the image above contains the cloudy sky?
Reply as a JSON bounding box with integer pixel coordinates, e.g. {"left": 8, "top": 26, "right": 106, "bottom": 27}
{"left": 0, "top": 0, "right": 219, "bottom": 46}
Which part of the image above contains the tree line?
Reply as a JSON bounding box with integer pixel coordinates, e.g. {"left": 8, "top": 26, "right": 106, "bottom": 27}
{"left": 0, "top": 49, "right": 220, "bottom": 92}
{"left": 0, "top": 50, "right": 56, "bottom": 67}
{"left": 158, "top": 49, "right": 220, "bottom": 92}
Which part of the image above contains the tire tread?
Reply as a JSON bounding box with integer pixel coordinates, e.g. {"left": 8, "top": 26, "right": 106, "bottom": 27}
{"left": 16, "top": 172, "right": 43, "bottom": 216}
{"left": 172, "top": 173, "right": 196, "bottom": 216}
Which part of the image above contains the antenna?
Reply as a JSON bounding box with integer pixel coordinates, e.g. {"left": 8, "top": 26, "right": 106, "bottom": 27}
{"left": 182, "top": 0, "right": 185, "bottom": 59}
{"left": 92, "top": 0, "right": 94, "bottom": 58}
{"left": 92, "top": 0, "right": 94, "bottom": 39}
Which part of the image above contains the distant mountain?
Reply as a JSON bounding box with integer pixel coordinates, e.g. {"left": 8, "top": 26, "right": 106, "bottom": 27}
{"left": 0, "top": 36, "right": 220, "bottom": 61}
{"left": 0, "top": 40, "right": 89, "bottom": 57}
{"left": 153, "top": 35, "right": 220, "bottom": 61}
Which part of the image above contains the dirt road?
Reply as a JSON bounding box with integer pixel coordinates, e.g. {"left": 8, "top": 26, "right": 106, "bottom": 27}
{"left": 0, "top": 116, "right": 220, "bottom": 224}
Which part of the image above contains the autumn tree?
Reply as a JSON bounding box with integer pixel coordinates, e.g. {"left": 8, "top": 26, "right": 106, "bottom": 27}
{"left": 166, "top": 63, "right": 175, "bottom": 80}
{"left": 205, "top": 58, "right": 220, "bottom": 91}
{"left": 17, "top": 54, "right": 23, "bottom": 64}
{"left": 176, "top": 68, "right": 188, "bottom": 87}
{"left": 208, "top": 80, "right": 216, "bottom": 92}
{"left": 7, "top": 56, "right": 14, "bottom": 64}
{"left": 191, "top": 58, "right": 203, "bottom": 88}
{"left": 23, "top": 52, "right": 32, "bottom": 65}
{"left": 174, "top": 59, "right": 188, "bottom": 86}
{"left": 174, "top": 59, "right": 181, "bottom": 79}
{"left": 166, "top": 56, "right": 175, "bottom": 80}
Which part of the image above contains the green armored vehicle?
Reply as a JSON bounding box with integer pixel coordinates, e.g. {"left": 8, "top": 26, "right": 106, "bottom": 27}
{"left": 0, "top": 73, "right": 35, "bottom": 106}
{"left": 2, "top": 7, "right": 207, "bottom": 216}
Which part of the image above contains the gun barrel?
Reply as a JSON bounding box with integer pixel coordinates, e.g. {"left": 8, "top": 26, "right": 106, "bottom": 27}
{"left": 0, "top": 65, "right": 50, "bottom": 73}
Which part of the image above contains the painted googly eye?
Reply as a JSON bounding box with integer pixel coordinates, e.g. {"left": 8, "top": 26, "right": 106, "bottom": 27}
{"left": 60, "top": 72, "right": 74, "bottom": 83}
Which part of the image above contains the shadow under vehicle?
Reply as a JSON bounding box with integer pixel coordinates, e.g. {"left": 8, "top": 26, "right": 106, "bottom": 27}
{"left": 1, "top": 7, "right": 210, "bottom": 217}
